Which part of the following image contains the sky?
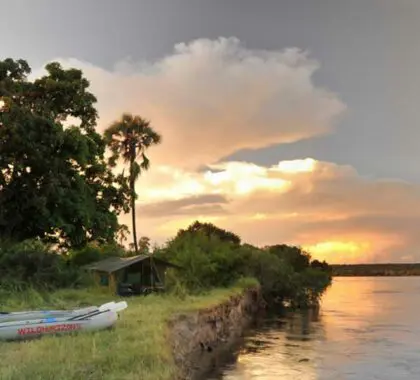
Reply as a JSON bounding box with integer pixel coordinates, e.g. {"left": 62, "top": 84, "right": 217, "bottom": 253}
{"left": 2, "top": 0, "right": 420, "bottom": 263}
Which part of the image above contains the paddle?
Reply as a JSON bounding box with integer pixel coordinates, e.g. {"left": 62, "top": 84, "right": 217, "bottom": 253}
{"left": 69, "top": 301, "right": 128, "bottom": 321}
{"left": 0, "top": 301, "right": 126, "bottom": 328}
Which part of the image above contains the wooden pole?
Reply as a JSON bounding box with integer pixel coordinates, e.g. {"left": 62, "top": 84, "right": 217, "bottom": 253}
{"left": 150, "top": 256, "right": 153, "bottom": 289}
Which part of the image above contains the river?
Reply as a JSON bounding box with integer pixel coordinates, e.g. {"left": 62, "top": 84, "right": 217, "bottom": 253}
{"left": 207, "top": 277, "right": 420, "bottom": 380}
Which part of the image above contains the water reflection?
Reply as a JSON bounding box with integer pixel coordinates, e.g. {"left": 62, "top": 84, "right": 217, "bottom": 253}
{"left": 208, "top": 277, "right": 420, "bottom": 380}
{"left": 208, "top": 308, "right": 324, "bottom": 380}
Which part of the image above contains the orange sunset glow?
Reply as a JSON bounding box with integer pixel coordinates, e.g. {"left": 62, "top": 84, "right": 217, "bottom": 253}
{"left": 42, "top": 38, "right": 420, "bottom": 264}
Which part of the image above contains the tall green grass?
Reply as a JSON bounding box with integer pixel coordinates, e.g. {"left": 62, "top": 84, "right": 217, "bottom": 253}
{"left": 0, "top": 280, "right": 257, "bottom": 380}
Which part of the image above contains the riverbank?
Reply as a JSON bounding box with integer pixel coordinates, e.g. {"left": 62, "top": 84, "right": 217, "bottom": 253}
{"left": 0, "top": 281, "right": 261, "bottom": 380}
{"left": 170, "top": 286, "right": 262, "bottom": 379}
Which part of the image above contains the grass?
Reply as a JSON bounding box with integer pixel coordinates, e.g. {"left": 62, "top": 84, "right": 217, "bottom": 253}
{"left": 0, "top": 279, "right": 258, "bottom": 380}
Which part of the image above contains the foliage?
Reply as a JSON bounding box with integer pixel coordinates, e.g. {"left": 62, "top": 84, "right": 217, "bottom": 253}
{"left": 234, "top": 276, "right": 260, "bottom": 289}
{"left": 68, "top": 241, "right": 126, "bottom": 267}
{"left": 159, "top": 221, "right": 332, "bottom": 307}
{"left": 266, "top": 244, "right": 311, "bottom": 272}
{"left": 0, "top": 239, "right": 86, "bottom": 290}
{"left": 239, "top": 245, "right": 296, "bottom": 300}
{"left": 128, "top": 236, "right": 151, "bottom": 256}
{"left": 311, "top": 259, "right": 332, "bottom": 273}
{"left": 332, "top": 263, "right": 420, "bottom": 276}
{"left": 104, "top": 114, "right": 162, "bottom": 253}
{"left": 0, "top": 218, "right": 331, "bottom": 308}
{"left": 175, "top": 220, "right": 241, "bottom": 245}
{"left": 0, "top": 58, "right": 131, "bottom": 248}
{"left": 157, "top": 231, "right": 245, "bottom": 292}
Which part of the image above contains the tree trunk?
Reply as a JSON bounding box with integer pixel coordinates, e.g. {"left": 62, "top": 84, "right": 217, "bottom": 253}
{"left": 130, "top": 148, "right": 138, "bottom": 253}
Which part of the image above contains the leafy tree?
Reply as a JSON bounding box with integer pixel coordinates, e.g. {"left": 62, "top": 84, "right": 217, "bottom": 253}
{"left": 138, "top": 236, "right": 151, "bottom": 253}
{"left": 240, "top": 246, "right": 296, "bottom": 301}
{"left": 160, "top": 222, "right": 332, "bottom": 306}
{"left": 158, "top": 231, "right": 243, "bottom": 291}
{"left": 297, "top": 267, "right": 332, "bottom": 304}
{"left": 266, "top": 244, "right": 311, "bottom": 272}
{"left": 0, "top": 239, "right": 84, "bottom": 290}
{"left": 68, "top": 241, "right": 126, "bottom": 267}
{"left": 129, "top": 236, "right": 151, "bottom": 255}
{"left": 311, "top": 259, "right": 332, "bottom": 273}
{"left": 176, "top": 221, "right": 241, "bottom": 245}
{"left": 0, "top": 58, "right": 130, "bottom": 247}
{"left": 104, "top": 114, "right": 161, "bottom": 253}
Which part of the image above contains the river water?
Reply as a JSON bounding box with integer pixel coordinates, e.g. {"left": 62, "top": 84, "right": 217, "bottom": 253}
{"left": 208, "top": 277, "right": 420, "bottom": 380}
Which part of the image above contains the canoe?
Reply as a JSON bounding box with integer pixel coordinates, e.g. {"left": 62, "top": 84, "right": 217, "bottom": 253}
{"left": 0, "top": 302, "right": 117, "bottom": 323}
{"left": 0, "top": 301, "right": 127, "bottom": 341}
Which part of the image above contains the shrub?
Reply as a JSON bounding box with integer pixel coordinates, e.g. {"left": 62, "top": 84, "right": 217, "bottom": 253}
{"left": 156, "top": 222, "right": 332, "bottom": 307}
{"left": 266, "top": 244, "right": 311, "bottom": 272}
{"left": 158, "top": 231, "right": 243, "bottom": 292}
{"left": 0, "top": 239, "right": 86, "bottom": 290}
{"left": 0, "top": 220, "right": 332, "bottom": 310}
{"left": 68, "top": 241, "right": 126, "bottom": 267}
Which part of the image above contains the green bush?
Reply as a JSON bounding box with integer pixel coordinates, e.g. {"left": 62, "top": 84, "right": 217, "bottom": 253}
{"left": 234, "top": 277, "right": 260, "bottom": 289}
{"left": 158, "top": 231, "right": 243, "bottom": 292}
{"left": 68, "top": 241, "right": 126, "bottom": 267}
{"left": 0, "top": 221, "right": 332, "bottom": 309}
{"left": 0, "top": 239, "right": 86, "bottom": 290}
{"left": 266, "top": 244, "right": 311, "bottom": 272}
{"left": 157, "top": 221, "right": 332, "bottom": 308}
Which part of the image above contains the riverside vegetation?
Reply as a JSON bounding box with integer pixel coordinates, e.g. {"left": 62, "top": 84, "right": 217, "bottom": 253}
{"left": 0, "top": 58, "right": 332, "bottom": 379}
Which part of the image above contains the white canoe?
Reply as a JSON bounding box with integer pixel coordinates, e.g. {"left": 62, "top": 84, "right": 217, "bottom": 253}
{"left": 0, "top": 302, "right": 117, "bottom": 323}
{"left": 0, "top": 301, "right": 127, "bottom": 341}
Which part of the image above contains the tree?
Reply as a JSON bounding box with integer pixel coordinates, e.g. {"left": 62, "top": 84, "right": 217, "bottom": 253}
{"left": 266, "top": 244, "right": 311, "bottom": 272}
{"left": 104, "top": 114, "right": 161, "bottom": 253}
{"left": 0, "top": 58, "right": 130, "bottom": 247}
{"left": 68, "top": 241, "right": 126, "bottom": 267}
{"left": 158, "top": 230, "right": 243, "bottom": 291}
{"left": 128, "top": 236, "right": 151, "bottom": 255}
{"left": 311, "top": 259, "right": 332, "bottom": 273}
{"left": 175, "top": 221, "right": 241, "bottom": 245}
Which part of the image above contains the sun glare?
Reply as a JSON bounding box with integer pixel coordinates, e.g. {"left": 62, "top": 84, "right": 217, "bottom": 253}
{"left": 277, "top": 158, "right": 316, "bottom": 173}
{"left": 252, "top": 213, "right": 267, "bottom": 220}
{"left": 204, "top": 162, "right": 291, "bottom": 195}
{"left": 303, "top": 240, "right": 371, "bottom": 263}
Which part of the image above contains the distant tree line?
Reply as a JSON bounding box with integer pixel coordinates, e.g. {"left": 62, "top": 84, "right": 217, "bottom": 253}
{"left": 332, "top": 263, "right": 420, "bottom": 277}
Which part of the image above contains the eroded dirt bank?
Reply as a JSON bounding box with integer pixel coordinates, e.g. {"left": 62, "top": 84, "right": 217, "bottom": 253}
{"left": 169, "top": 287, "right": 264, "bottom": 380}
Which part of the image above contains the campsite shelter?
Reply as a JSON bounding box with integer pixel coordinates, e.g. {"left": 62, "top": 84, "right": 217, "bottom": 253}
{"left": 83, "top": 255, "right": 179, "bottom": 295}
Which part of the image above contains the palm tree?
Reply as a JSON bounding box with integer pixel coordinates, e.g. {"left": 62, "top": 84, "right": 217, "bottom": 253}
{"left": 104, "top": 114, "right": 161, "bottom": 253}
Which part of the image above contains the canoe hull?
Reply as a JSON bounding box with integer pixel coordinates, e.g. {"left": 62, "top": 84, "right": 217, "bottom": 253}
{"left": 0, "top": 307, "right": 97, "bottom": 323}
{"left": 0, "top": 311, "right": 118, "bottom": 341}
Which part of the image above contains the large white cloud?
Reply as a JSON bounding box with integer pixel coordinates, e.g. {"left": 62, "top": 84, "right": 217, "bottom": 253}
{"left": 47, "top": 37, "right": 345, "bottom": 169}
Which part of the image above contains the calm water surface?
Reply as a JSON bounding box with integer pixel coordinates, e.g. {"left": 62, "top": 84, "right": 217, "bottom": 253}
{"left": 209, "top": 277, "right": 420, "bottom": 380}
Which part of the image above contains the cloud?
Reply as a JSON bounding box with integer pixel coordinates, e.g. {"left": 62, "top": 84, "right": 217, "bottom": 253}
{"left": 140, "top": 194, "right": 228, "bottom": 218}
{"left": 47, "top": 37, "right": 345, "bottom": 169}
{"left": 128, "top": 158, "right": 420, "bottom": 264}
{"left": 32, "top": 37, "right": 419, "bottom": 263}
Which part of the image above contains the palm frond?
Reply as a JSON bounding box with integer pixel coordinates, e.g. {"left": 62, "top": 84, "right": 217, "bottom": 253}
{"left": 103, "top": 113, "right": 162, "bottom": 172}
{"left": 140, "top": 153, "right": 150, "bottom": 171}
{"left": 131, "top": 162, "right": 141, "bottom": 181}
